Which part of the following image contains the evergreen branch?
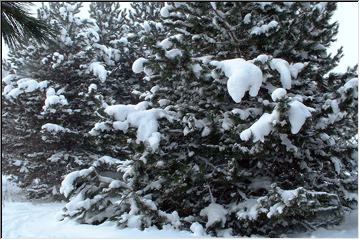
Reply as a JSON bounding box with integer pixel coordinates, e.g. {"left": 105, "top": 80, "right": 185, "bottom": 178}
{"left": 1, "top": 2, "right": 56, "bottom": 50}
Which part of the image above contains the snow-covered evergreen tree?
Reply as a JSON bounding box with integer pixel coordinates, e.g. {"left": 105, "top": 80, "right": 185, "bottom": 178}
{"left": 2, "top": 2, "right": 105, "bottom": 198}
{"left": 2, "top": 1, "right": 357, "bottom": 237}
{"left": 60, "top": 2, "right": 357, "bottom": 236}
{"left": 88, "top": 2, "right": 134, "bottom": 80}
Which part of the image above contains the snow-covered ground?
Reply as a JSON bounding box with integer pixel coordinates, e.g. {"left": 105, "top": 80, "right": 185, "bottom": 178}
{"left": 1, "top": 177, "right": 358, "bottom": 238}
{"left": 2, "top": 200, "right": 357, "bottom": 238}
{"left": 288, "top": 209, "right": 358, "bottom": 238}
{"left": 2, "top": 202, "right": 197, "bottom": 238}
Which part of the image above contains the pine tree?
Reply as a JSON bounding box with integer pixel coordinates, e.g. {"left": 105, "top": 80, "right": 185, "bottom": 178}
{"left": 5, "top": 2, "right": 356, "bottom": 237}
{"left": 2, "top": 2, "right": 105, "bottom": 199}
{"left": 88, "top": 2, "right": 133, "bottom": 80}
{"left": 84, "top": 2, "right": 170, "bottom": 160}
{"left": 1, "top": 2, "right": 55, "bottom": 50}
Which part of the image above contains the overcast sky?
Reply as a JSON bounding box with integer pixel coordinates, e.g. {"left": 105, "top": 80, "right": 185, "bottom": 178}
{"left": 2, "top": 2, "right": 358, "bottom": 73}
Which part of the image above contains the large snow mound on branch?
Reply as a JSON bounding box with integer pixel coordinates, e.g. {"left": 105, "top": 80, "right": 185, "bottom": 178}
{"left": 199, "top": 202, "right": 227, "bottom": 228}
{"left": 92, "top": 101, "right": 175, "bottom": 151}
{"left": 3, "top": 78, "right": 48, "bottom": 99}
{"left": 250, "top": 20, "right": 278, "bottom": 35}
{"left": 288, "top": 100, "right": 315, "bottom": 134}
{"left": 160, "top": 4, "right": 172, "bottom": 18}
{"left": 89, "top": 62, "right": 107, "bottom": 82}
{"left": 190, "top": 222, "right": 206, "bottom": 236}
{"left": 60, "top": 168, "right": 94, "bottom": 198}
{"left": 289, "top": 63, "right": 305, "bottom": 79}
{"left": 104, "top": 101, "right": 150, "bottom": 121}
{"left": 43, "top": 87, "right": 68, "bottom": 111}
{"left": 2, "top": 74, "right": 17, "bottom": 85}
{"left": 132, "top": 58, "right": 148, "bottom": 73}
{"left": 158, "top": 38, "right": 173, "bottom": 50}
{"left": 211, "top": 58, "right": 263, "bottom": 103}
{"left": 165, "top": 49, "right": 183, "bottom": 59}
{"left": 41, "top": 123, "right": 71, "bottom": 134}
{"left": 240, "top": 109, "right": 280, "bottom": 142}
{"left": 271, "top": 88, "right": 287, "bottom": 101}
{"left": 270, "top": 58, "right": 292, "bottom": 89}
{"left": 338, "top": 78, "right": 358, "bottom": 93}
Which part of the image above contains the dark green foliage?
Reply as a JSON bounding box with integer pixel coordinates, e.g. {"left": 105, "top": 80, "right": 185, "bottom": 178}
{"left": 1, "top": 2, "right": 55, "bottom": 50}
{"left": 2, "top": 2, "right": 103, "bottom": 199}
{"left": 234, "top": 184, "right": 344, "bottom": 237}
{"left": 62, "top": 2, "right": 356, "bottom": 236}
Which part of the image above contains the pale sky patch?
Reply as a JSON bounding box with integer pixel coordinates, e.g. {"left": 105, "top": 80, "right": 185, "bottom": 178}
{"left": 329, "top": 2, "right": 358, "bottom": 73}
